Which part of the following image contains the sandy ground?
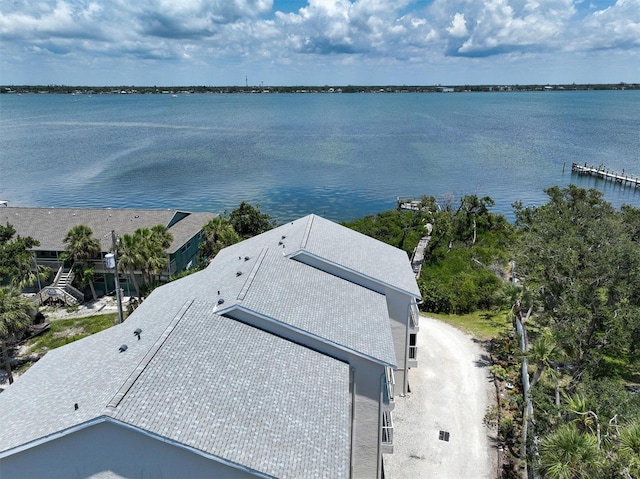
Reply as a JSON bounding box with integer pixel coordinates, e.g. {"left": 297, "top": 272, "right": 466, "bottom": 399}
{"left": 384, "top": 316, "right": 498, "bottom": 479}
{"left": 38, "top": 295, "right": 126, "bottom": 321}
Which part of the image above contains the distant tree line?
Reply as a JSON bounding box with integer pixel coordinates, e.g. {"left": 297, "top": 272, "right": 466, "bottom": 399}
{"left": 3, "top": 83, "right": 638, "bottom": 95}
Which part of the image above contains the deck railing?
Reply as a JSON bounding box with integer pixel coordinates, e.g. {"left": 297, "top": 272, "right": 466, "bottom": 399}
{"left": 409, "top": 302, "right": 420, "bottom": 328}
{"left": 382, "top": 410, "right": 394, "bottom": 446}
{"left": 384, "top": 367, "right": 395, "bottom": 404}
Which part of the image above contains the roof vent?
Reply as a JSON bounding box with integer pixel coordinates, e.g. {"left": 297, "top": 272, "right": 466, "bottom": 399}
{"left": 74, "top": 403, "right": 79, "bottom": 410}
{"left": 278, "top": 241, "right": 283, "bottom": 245}
{"left": 217, "top": 298, "right": 224, "bottom": 305}
{"left": 119, "top": 344, "right": 128, "bottom": 353}
{"left": 244, "top": 256, "right": 250, "bottom": 261}
{"left": 133, "top": 328, "right": 142, "bottom": 340}
{"left": 281, "top": 235, "right": 286, "bottom": 239}
{"left": 236, "top": 271, "right": 242, "bottom": 277}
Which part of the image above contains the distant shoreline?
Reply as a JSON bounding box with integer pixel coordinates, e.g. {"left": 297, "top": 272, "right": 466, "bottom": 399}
{"left": 2, "top": 83, "right": 639, "bottom": 95}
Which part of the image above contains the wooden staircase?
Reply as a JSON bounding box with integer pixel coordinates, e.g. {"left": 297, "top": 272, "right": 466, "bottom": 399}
{"left": 35, "top": 266, "right": 85, "bottom": 306}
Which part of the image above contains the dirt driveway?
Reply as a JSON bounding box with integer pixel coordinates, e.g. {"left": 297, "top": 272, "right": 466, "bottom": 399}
{"left": 384, "top": 316, "right": 497, "bottom": 479}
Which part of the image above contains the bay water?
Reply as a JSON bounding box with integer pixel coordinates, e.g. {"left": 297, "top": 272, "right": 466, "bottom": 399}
{"left": 1, "top": 91, "right": 638, "bottom": 223}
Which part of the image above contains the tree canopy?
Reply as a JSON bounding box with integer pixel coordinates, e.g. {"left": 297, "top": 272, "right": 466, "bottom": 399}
{"left": 117, "top": 226, "right": 173, "bottom": 298}
{"left": 513, "top": 185, "right": 640, "bottom": 377}
{"left": 63, "top": 225, "right": 101, "bottom": 300}
{"left": 0, "top": 287, "right": 34, "bottom": 384}
{"left": 199, "top": 202, "right": 275, "bottom": 263}
{"left": 512, "top": 185, "right": 640, "bottom": 478}
{"left": 0, "top": 223, "right": 47, "bottom": 289}
{"left": 228, "top": 201, "right": 276, "bottom": 239}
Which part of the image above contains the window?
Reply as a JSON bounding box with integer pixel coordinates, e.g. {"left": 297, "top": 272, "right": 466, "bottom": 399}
{"left": 409, "top": 334, "right": 417, "bottom": 360}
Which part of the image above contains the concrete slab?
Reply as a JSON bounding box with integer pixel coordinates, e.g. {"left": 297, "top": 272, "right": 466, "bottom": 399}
{"left": 384, "top": 316, "right": 498, "bottom": 479}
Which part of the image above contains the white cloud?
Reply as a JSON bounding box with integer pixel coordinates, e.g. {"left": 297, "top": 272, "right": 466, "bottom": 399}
{"left": 447, "top": 13, "right": 468, "bottom": 37}
{"left": 0, "top": 0, "right": 638, "bottom": 84}
{"left": 575, "top": 0, "right": 640, "bottom": 50}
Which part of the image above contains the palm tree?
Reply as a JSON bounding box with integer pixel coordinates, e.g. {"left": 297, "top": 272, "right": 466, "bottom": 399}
{"left": 63, "top": 225, "right": 101, "bottom": 300}
{"left": 529, "top": 333, "right": 557, "bottom": 385}
{"left": 135, "top": 226, "right": 172, "bottom": 285}
{"left": 118, "top": 226, "right": 173, "bottom": 298}
{"left": 200, "top": 216, "right": 240, "bottom": 261}
{"left": 618, "top": 420, "right": 640, "bottom": 477}
{"left": 0, "top": 287, "right": 34, "bottom": 384}
{"left": 0, "top": 223, "right": 48, "bottom": 289}
{"left": 118, "top": 233, "right": 144, "bottom": 298}
{"left": 150, "top": 224, "right": 173, "bottom": 249}
{"left": 539, "top": 424, "right": 601, "bottom": 479}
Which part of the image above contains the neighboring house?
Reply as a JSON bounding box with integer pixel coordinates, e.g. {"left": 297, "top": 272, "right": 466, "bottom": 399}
{"left": 0, "top": 214, "right": 421, "bottom": 479}
{"left": 1, "top": 207, "right": 215, "bottom": 298}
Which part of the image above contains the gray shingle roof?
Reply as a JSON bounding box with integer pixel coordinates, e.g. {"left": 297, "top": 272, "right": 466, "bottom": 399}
{"left": 0, "top": 298, "right": 351, "bottom": 478}
{"left": 296, "top": 215, "right": 422, "bottom": 298}
{"left": 113, "top": 301, "right": 350, "bottom": 478}
{"left": 0, "top": 213, "right": 416, "bottom": 477}
{"left": 158, "top": 224, "right": 397, "bottom": 366}
{"left": 1, "top": 207, "right": 215, "bottom": 254}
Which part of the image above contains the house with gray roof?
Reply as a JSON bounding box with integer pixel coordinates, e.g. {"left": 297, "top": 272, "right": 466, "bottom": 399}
{"left": 2, "top": 207, "right": 215, "bottom": 299}
{"left": 0, "top": 299, "right": 351, "bottom": 478}
{"left": 0, "top": 214, "right": 420, "bottom": 478}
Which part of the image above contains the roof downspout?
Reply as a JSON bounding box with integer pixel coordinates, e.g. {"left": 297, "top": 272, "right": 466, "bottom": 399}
{"left": 378, "top": 371, "right": 384, "bottom": 478}
{"left": 350, "top": 367, "right": 356, "bottom": 479}
{"left": 404, "top": 302, "right": 410, "bottom": 395}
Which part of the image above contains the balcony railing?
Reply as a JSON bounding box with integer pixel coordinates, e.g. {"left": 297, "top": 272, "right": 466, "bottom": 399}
{"left": 382, "top": 410, "right": 394, "bottom": 446}
{"left": 409, "top": 302, "right": 420, "bottom": 328}
{"left": 409, "top": 345, "right": 418, "bottom": 360}
{"left": 384, "top": 367, "right": 395, "bottom": 405}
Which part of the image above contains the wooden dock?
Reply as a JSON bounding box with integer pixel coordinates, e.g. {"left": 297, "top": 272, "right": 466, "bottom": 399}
{"left": 571, "top": 163, "right": 640, "bottom": 188}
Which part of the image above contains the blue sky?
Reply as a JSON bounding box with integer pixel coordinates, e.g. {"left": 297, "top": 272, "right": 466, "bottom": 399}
{"left": 1, "top": 0, "right": 638, "bottom": 86}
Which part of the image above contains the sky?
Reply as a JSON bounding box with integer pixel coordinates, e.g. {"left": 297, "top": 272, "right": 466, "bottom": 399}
{"left": 0, "top": 0, "right": 639, "bottom": 86}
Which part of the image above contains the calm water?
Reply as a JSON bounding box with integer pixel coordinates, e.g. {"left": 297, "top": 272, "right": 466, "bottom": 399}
{"left": 1, "top": 91, "right": 639, "bottom": 223}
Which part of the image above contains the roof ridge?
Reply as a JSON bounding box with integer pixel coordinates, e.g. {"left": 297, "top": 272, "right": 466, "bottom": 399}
{"left": 236, "top": 247, "right": 268, "bottom": 301}
{"left": 300, "top": 214, "right": 315, "bottom": 249}
{"left": 104, "top": 299, "right": 195, "bottom": 412}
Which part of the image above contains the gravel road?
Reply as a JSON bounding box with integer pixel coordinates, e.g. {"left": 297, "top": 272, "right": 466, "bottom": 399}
{"left": 384, "top": 316, "right": 497, "bottom": 479}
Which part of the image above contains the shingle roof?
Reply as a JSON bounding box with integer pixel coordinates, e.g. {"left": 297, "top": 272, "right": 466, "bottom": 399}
{"left": 0, "top": 298, "right": 351, "bottom": 478}
{"left": 113, "top": 301, "right": 350, "bottom": 478}
{"left": 208, "top": 214, "right": 420, "bottom": 298}
{"left": 0, "top": 213, "right": 416, "bottom": 476}
{"left": 1, "top": 207, "right": 215, "bottom": 254}
{"left": 159, "top": 225, "right": 398, "bottom": 366}
{"left": 295, "top": 215, "right": 422, "bottom": 298}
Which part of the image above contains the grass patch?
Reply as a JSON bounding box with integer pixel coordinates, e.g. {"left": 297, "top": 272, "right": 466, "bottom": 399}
{"left": 426, "top": 310, "right": 510, "bottom": 341}
{"left": 598, "top": 354, "right": 640, "bottom": 386}
{"left": 25, "top": 313, "right": 118, "bottom": 353}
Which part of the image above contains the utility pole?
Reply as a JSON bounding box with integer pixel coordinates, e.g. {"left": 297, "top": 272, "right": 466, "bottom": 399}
{"left": 105, "top": 230, "right": 124, "bottom": 324}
